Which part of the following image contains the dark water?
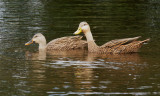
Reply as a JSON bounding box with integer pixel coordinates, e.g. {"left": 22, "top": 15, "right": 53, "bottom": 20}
{"left": 0, "top": 0, "right": 160, "bottom": 96}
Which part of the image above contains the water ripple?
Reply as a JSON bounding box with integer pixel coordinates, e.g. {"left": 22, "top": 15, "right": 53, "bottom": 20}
{"left": 43, "top": 60, "right": 126, "bottom": 69}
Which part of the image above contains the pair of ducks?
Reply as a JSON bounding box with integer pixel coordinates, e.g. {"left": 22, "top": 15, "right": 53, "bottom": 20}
{"left": 25, "top": 22, "right": 150, "bottom": 54}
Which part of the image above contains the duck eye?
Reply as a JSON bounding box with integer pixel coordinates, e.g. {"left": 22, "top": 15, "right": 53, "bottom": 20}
{"left": 34, "top": 36, "right": 38, "bottom": 38}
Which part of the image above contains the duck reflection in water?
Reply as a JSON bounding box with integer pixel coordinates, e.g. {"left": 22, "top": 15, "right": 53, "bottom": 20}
{"left": 72, "top": 52, "right": 146, "bottom": 92}
{"left": 25, "top": 51, "right": 146, "bottom": 93}
{"left": 25, "top": 49, "right": 87, "bottom": 60}
{"left": 25, "top": 50, "right": 46, "bottom": 60}
{"left": 87, "top": 52, "right": 141, "bottom": 63}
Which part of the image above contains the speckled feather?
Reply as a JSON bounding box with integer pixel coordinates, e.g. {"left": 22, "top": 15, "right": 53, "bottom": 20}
{"left": 46, "top": 36, "right": 87, "bottom": 51}
{"left": 95, "top": 36, "right": 150, "bottom": 54}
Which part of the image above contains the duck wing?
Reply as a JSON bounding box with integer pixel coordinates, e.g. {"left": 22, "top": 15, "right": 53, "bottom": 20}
{"left": 101, "top": 36, "right": 141, "bottom": 48}
{"left": 100, "top": 36, "right": 150, "bottom": 54}
{"left": 47, "top": 36, "right": 87, "bottom": 50}
{"left": 112, "top": 38, "right": 150, "bottom": 53}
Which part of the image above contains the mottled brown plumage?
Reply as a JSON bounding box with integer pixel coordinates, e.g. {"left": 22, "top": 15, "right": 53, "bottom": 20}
{"left": 74, "top": 21, "right": 150, "bottom": 54}
{"left": 47, "top": 35, "right": 87, "bottom": 51}
{"left": 25, "top": 33, "right": 87, "bottom": 51}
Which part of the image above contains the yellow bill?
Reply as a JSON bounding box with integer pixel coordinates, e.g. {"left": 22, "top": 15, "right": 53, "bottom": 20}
{"left": 25, "top": 40, "right": 33, "bottom": 45}
{"left": 74, "top": 27, "right": 82, "bottom": 35}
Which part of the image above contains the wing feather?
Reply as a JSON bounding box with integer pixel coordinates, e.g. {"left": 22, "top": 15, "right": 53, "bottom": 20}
{"left": 101, "top": 36, "right": 141, "bottom": 48}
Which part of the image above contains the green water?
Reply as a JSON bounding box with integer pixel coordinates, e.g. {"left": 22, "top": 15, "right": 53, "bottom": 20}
{"left": 0, "top": 0, "right": 160, "bottom": 95}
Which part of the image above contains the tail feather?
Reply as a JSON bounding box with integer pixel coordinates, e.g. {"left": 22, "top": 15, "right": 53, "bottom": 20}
{"left": 142, "top": 38, "right": 150, "bottom": 43}
{"left": 134, "top": 36, "right": 141, "bottom": 40}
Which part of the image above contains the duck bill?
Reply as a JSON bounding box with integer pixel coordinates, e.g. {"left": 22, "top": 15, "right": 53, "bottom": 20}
{"left": 25, "top": 40, "right": 33, "bottom": 45}
{"left": 74, "top": 27, "right": 82, "bottom": 35}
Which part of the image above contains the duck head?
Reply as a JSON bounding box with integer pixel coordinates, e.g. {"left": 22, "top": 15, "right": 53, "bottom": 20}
{"left": 25, "top": 33, "right": 46, "bottom": 45}
{"left": 74, "top": 21, "right": 91, "bottom": 35}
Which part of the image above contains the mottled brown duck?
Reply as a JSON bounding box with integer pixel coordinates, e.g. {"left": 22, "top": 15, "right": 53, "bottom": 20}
{"left": 25, "top": 33, "right": 87, "bottom": 51}
{"left": 74, "top": 21, "right": 150, "bottom": 54}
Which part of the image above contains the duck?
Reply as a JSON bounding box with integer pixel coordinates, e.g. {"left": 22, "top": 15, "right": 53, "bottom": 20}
{"left": 74, "top": 21, "right": 150, "bottom": 54}
{"left": 25, "top": 33, "right": 87, "bottom": 51}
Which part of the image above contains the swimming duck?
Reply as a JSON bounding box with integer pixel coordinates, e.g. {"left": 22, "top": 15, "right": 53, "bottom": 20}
{"left": 74, "top": 21, "right": 150, "bottom": 54}
{"left": 25, "top": 33, "right": 87, "bottom": 51}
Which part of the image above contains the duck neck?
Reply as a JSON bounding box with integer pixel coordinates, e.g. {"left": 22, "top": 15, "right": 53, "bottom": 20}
{"left": 85, "top": 30, "right": 94, "bottom": 42}
{"left": 39, "top": 39, "right": 47, "bottom": 51}
{"left": 84, "top": 31, "right": 99, "bottom": 52}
